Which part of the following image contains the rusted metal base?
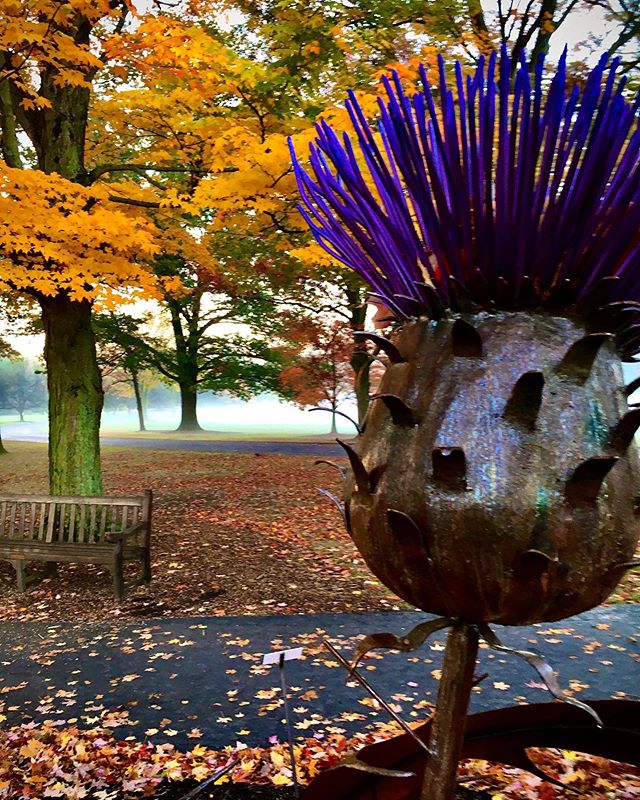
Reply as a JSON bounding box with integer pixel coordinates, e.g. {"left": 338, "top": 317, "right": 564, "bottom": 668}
{"left": 301, "top": 700, "right": 640, "bottom": 800}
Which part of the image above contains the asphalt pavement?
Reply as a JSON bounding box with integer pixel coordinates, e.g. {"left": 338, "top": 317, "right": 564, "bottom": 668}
{"left": 0, "top": 607, "right": 636, "bottom": 751}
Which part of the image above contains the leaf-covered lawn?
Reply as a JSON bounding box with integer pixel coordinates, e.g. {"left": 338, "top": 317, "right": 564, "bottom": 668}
{"left": 0, "top": 443, "right": 638, "bottom": 800}
{"left": 0, "top": 442, "right": 637, "bottom": 621}
{"left": 0, "top": 443, "right": 403, "bottom": 622}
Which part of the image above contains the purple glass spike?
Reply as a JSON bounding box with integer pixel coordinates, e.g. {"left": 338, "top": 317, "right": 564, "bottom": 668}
{"left": 289, "top": 51, "right": 640, "bottom": 347}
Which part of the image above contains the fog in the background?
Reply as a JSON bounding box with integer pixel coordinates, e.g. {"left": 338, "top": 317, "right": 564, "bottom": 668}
{"left": 1, "top": 381, "right": 357, "bottom": 439}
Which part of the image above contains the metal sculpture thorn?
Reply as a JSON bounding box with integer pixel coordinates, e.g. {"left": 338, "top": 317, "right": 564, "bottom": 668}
{"left": 370, "top": 393, "right": 417, "bottom": 426}
{"left": 386, "top": 509, "right": 432, "bottom": 562}
{"left": 565, "top": 456, "right": 618, "bottom": 506}
{"left": 316, "top": 488, "right": 348, "bottom": 525}
{"left": 624, "top": 375, "right": 640, "bottom": 397}
{"left": 556, "top": 333, "right": 612, "bottom": 381}
{"left": 336, "top": 439, "right": 371, "bottom": 493}
{"left": 354, "top": 332, "right": 406, "bottom": 364}
{"left": 608, "top": 409, "right": 640, "bottom": 452}
{"left": 451, "top": 319, "right": 483, "bottom": 357}
{"left": 503, "top": 371, "right": 545, "bottom": 429}
{"left": 309, "top": 407, "right": 361, "bottom": 433}
{"left": 314, "top": 459, "right": 347, "bottom": 479}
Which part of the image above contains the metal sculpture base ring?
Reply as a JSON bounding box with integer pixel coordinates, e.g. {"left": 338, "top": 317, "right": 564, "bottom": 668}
{"left": 302, "top": 700, "right": 640, "bottom": 800}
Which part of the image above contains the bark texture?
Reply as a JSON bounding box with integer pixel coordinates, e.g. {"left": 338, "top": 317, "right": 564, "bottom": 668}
{"left": 177, "top": 382, "right": 202, "bottom": 432}
{"left": 41, "top": 295, "right": 103, "bottom": 495}
{"left": 131, "top": 371, "right": 147, "bottom": 432}
{"left": 347, "top": 289, "right": 371, "bottom": 427}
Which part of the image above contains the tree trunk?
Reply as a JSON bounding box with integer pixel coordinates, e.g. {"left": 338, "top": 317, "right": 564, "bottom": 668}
{"left": 0, "top": 55, "right": 23, "bottom": 169}
{"left": 420, "top": 623, "right": 480, "bottom": 800}
{"left": 527, "top": 0, "right": 558, "bottom": 66}
{"left": 330, "top": 408, "right": 337, "bottom": 434}
{"left": 131, "top": 370, "right": 146, "bottom": 432}
{"left": 177, "top": 383, "right": 202, "bottom": 431}
{"left": 347, "top": 288, "right": 371, "bottom": 427}
{"left": 467, "top": 0, "right": 491, "bottom": 52}
{"left": 40, "top": 294, "right": 103, "bottom": 495}
{"left": 0, "top": 429, "right": 7, "bottom": 454}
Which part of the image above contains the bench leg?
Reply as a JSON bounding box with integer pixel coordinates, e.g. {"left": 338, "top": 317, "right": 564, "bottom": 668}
{"left": 142, "top": 548, "right": 151, "bottom": 584}
{"left": 112, "top": 549, "right": 125, "bottom": 602}
{"left": 44, "top": 562, "right": 58, "bottom": 578}
{"left": 11, "top": 561, "right": 26, "bottom": 593}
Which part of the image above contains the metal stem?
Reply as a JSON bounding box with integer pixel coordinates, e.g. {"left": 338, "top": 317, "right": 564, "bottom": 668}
{"left": 420, "top": 622, "right": 479, "bottom": 800}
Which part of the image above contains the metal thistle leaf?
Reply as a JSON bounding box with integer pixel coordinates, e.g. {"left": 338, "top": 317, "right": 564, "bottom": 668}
{"left": 478, "top": 624, "right": 603, "bottom": 727}
{"left": 316, "top": 488, "right": 347, "bottom": 522}
{"left": 328, "top": 753, "right": 414, "bottom": 779}
{"left": 350, "top": 617, "right": 453, "bottom": 673}
{"left": 314, "top": 459, "right": 347, "bottom": 479}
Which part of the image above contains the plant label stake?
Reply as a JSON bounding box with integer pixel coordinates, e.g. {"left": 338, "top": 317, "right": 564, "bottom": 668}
{"left": 262, "top": 648, "right": 302, "bottom": 797}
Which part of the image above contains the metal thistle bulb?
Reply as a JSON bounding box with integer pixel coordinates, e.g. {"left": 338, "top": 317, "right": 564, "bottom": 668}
{"left": 291, "top": 49, "right": 640, "bottom": 626}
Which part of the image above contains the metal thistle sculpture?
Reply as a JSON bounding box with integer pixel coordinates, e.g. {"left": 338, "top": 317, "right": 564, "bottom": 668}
{"left": 291, "top": 48, "right": 640, "bottom": 800}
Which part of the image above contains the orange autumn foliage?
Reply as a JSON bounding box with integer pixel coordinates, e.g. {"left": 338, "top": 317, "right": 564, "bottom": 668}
{"left": 280, "top": 318, "right": 354, "bottom": 413}
{"left": 0, "top": 166, "right": 163, "bottom": 304}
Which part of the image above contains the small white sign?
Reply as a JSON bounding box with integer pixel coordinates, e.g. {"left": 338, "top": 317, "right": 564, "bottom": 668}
{"left": 262, "top": 647, "right": 303, "bottom": 666}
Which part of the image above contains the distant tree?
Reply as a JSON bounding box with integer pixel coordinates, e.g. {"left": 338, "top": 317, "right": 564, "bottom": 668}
{"left": 0, "top": 338, "right": 17, "bottom": 454}
{"left": 586, "top": 0, "right": 640, "bottom": 74}
{"left": 94, "top": 279, "right": 289, "bottom": 432}
{"left": 94, "top": 313, "right": 155, "bottom": 432}
{"left": 0, "top": 358, "right": 47, "bottom": 422}
{"left": 279, "top": 317, "right": 355, "bottom": 433}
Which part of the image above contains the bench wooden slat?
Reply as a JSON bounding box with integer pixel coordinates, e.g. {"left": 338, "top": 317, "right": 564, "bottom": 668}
{"left": 46, "top": 503, "right": 56, "bottom": 543}
{"left": 79, "top": 505, "right": 86, "bottom": 543}
{"left": 99, "top": 506, "right": 107, "bottom": 540}
{"left": 38, "top": 503, "right": 46, "bottom": 540}
{"left": 60, "top": 504, "right": 67, "bottom": 542}
{"left": 68, "top": 504, "right": 76, "bottom": 542}
{"left": 0, "top": 541, "right": 144, "bottom": 564}
{"left": 0, "top": 491, "right": 152, "bottom": 599}
{"left": 0, "top": 494, "right": 145, "bottom": 506}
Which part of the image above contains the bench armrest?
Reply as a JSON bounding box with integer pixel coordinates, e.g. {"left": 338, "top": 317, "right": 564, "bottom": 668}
{"left": 105, "top": 521, "right": 148, "bottom": 544}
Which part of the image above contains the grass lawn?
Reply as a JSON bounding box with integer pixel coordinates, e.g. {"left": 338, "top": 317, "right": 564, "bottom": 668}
{"left": 0, "top": 442, "right": 402, "bottom": 622}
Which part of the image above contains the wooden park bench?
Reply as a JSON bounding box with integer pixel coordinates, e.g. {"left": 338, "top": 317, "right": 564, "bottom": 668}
{"left": 0, "top": 491, "right": 152, "bottom": 601}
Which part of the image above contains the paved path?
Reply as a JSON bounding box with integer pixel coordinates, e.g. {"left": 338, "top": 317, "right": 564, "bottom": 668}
{"left": 99, "top": 437, "right": 344, "bottom": 457}
{"left": 1, "top": 424, "right": 343, "bottom": 458}
{"left": 0, "top": 607, "right": 636, "bottom": 751}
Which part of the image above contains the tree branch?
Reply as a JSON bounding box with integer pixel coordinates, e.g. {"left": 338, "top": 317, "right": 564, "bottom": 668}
{"left": 87, "top": 162, "right": 214, "bottom": 184}
{"left": 108, "top": 194, "right": 163, "bottom": 208}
